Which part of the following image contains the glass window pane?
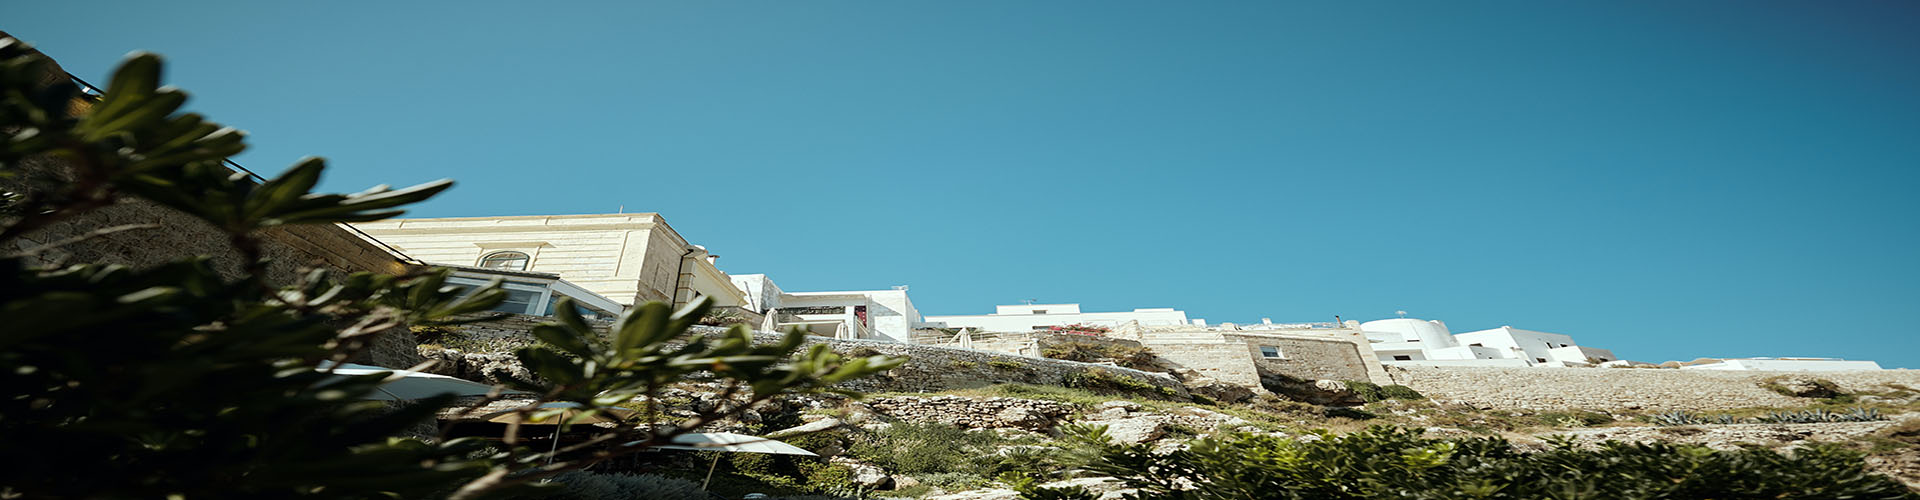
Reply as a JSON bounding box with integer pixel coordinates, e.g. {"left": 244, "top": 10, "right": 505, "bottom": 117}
{"left": 479, "top": 251, "right": 530, "bottom": 271}
{"left": 494, "top": 288, "right": 540, "bottom": 315}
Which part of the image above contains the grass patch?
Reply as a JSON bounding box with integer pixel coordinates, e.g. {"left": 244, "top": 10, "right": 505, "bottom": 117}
{"left": 1062, "top": 368, "right": 1182, "bottom": 400}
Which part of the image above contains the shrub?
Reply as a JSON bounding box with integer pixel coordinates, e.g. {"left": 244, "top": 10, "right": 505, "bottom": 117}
{"left": 951, "top": 360, "right": 978, "bottom": 369}
{"left": 988, "top": 359, "right": 1027, "bottom": 371}
{"left": 696, "top": 308, "right": 750, "bottom": 327}
{"left": 1017, "top": 426, "right": 1919, "bottom": 499}
{"left": 1063, "top": 369, "right": 1179, "bottom": 400}
{"left": 849, "top": 421, "right": 1009, "bottom": 476}
{"left": 1040, "top": 341, "right": 1157, "bottom": 370}
{"left": 1043, "top": 323, "right": 1112, "bottom": 336}
{"left": 1342, "top": 381, "right": 1425, "bottom": 402}
{"left": 1537, "top": 410, "right": 1615, "bottom": 428}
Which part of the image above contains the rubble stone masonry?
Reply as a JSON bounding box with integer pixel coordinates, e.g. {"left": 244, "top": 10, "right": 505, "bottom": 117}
{"left": 436, "top": 316, "right": 1190, "bottom": 397}
{"left": 1387, "top": 365, "right": 1920, "bottom": 411}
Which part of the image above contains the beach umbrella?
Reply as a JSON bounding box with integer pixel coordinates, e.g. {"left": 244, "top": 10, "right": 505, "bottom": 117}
{"left": 647, "top": 433, "right": 819, "bottom": 490}
{"left": 760, "top": 310, "right": 778, "bottom": 333}
{"left": 315, "top": 361, "right": 503, "bottom": 401}
{"left": 833, "top": 321, "right": 848, "bottom": 340}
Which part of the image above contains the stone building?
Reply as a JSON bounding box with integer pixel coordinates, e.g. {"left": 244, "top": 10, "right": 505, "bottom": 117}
{"left": 1129, "top": 323, "right": 1394, "bottom": 386}
{"left": 352, "top": 213, "right": 747, "bottom": 310}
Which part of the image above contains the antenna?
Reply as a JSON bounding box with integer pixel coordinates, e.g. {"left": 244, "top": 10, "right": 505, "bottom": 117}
{"left": 1021, "top": 298, "right": 1037, "bottom": 305}
{"left": 1396, "top": 310, "right": 1408, "bottom": 318}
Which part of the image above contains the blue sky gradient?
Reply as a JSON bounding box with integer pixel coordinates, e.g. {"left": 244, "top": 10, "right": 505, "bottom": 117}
{"left": 7, "top": 1, "right": 1917, "bottom": 367}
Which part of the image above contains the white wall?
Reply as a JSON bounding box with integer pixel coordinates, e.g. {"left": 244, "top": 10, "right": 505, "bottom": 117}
{"left": 730, "top": 274, "right": 785, "bottom": 313}
{"left": 1360, "top": 318, "right": 1458, "bottom": 348}
{"left": 926, "top": 305, "right": 1191, "bottom": 332}
{"left": 1454, "top": 326, "right": 1580, "bottom": 365}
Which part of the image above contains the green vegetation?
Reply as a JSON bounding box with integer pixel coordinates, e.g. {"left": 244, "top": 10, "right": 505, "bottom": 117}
{"left": 1016, "top": 426, "right": 1919, "bottom": 500}
{"left": 0, "top": 43, "right": 903, "bottom": 499}
{"left": 1341, "top": 380, "right": 1426, "bottom": 402}
{"left": 1536, "top": 410, "right": 1616, "bottom": 428}
{"left": 1040, "top": 341, "right": 1158, "bottom": 370}
{"left": 1648, "top": 407, "right": 1886, "bottom": 426}
{"left": 1063, "top": 368, "right": 1182, "bottom": 399}
{"left": 695, "top": 308, "right": 750, "bottom": 327}
{"left": 1760, "top": 376, "right": 1856, "bottom": 403}
{"left": 987, "top": 359, "right": 1028, "bottom": 371}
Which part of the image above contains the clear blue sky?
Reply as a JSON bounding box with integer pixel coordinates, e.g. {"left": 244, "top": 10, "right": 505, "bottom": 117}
{"left": 7, "top": 2, "right": 1917, "bottom": 368}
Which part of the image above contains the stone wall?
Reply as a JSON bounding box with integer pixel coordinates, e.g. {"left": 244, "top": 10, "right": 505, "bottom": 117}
{"left": 431, "top": 316, "right": 1191, "bottom": 398}
{"left": 1143, "top": 341, "right": 1262, "bottom": 387}
{"left": 863, "top": 396, "right": 1077, "bottom": 430}
{"left": 1228, "top": 334, "right": 1376, "bottom": 383}
{"left": 1386, "top": 365, "right": 1920, "bottom": 411}
{"left": 5, "top": 155, "right": 422, "bottom": 368}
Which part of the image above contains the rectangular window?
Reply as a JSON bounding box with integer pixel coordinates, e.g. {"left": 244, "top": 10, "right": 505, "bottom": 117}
{"left": 1536, "top": 358, "right": 1548, "bottom": 363}
{"left": 1392, "top": 355, "right": 1413, "bottom": 361}
{"left": 1259, "top": 346, "right": 1283, "bottom": 358}
{"left": 1469, "top": 343, "right": 1483, "bottom": 347}
{"left": 1033, "top": 310, "right": 1047, "bottom": 315}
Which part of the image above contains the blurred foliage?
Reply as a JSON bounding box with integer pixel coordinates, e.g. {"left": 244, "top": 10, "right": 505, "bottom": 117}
{"left": 0, "top": 39, "right": 902, "bottom": 499}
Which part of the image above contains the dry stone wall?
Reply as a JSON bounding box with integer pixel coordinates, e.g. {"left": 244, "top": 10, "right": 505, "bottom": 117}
{"left": 1387, "top": 365, "right": 1920, "bottom": 411}
{"left": 431, "top": 316, "right": 1190, "bottom": 397}
{"left": 863, "top": 396, "right": 1077, "bottom": 430}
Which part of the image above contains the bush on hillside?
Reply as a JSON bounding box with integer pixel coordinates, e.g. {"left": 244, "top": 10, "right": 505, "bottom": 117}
{"left": 1014, "top": 426, "right": 1918, "bottom": 500}
{"left": 1342, "top": 380, "right": 1425, "bottom": 402}
{"left": 1040, "top": 341, "right": 1158, "bottom": 370}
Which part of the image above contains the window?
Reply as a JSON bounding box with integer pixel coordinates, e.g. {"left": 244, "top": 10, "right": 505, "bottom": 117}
{"left": 1469, "top": 343, "right": 1483, "bottom": 347}
{"left": 1392, "top": 355, "right": 1413, "bottom": 361}
{"left": 1535, "top": 358, "right": 1548, "bottom": 363}
{"left": 478, "top": 251, "right": 531, "bottom": 271}
{"left": 1033, "top": 310, "right": 1047, "bottom": 315}
{"left": 1258, "top": 346, "right": 1283, "bottom": 359}
{"left": 1559, "top": 344, "right": 1570, "bottom": 347}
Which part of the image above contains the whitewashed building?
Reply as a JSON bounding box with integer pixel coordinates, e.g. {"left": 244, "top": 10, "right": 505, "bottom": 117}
{"left": 730, "top": 274, "right": 922, "bottom": 342}
{"left": 1361, "top": 318, "right": 1617, "bottom": 367}
{"left": 922, "top": 303, "right": 1192, "bottom": 333}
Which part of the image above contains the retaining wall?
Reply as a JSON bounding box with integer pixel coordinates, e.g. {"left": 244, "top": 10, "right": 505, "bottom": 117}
{"left": 1386, "top": 365, "right": 1920, "bottom": 411}
{"left": 434, "top": 315, "right": 1190, "bottom": 398}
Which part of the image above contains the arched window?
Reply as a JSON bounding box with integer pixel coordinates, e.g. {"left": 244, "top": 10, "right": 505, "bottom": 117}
{"left": 478, "top": 251, "right": 530, "bottom": 271}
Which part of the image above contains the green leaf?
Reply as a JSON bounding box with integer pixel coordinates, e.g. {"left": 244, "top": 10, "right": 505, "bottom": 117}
{"left": 516, "top": 347, "right": 582, "bottom": 386}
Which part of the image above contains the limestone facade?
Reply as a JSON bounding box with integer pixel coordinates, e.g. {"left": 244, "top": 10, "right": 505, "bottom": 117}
{"left": 352, "top": 213, "right": 747, "bottom": 309}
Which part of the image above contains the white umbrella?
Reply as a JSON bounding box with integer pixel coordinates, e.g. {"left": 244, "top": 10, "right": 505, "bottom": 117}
{"left": 315, "top": 361, "right": 504, "bottom": 401}
{"left": 645, "top": 432, "right": 819, "bottom": 489}
{"left": 760, "top": 310, "right": 778, "bottom": 333}
{"left": 833, "top": 321, "right": 849, "bottom": 340}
